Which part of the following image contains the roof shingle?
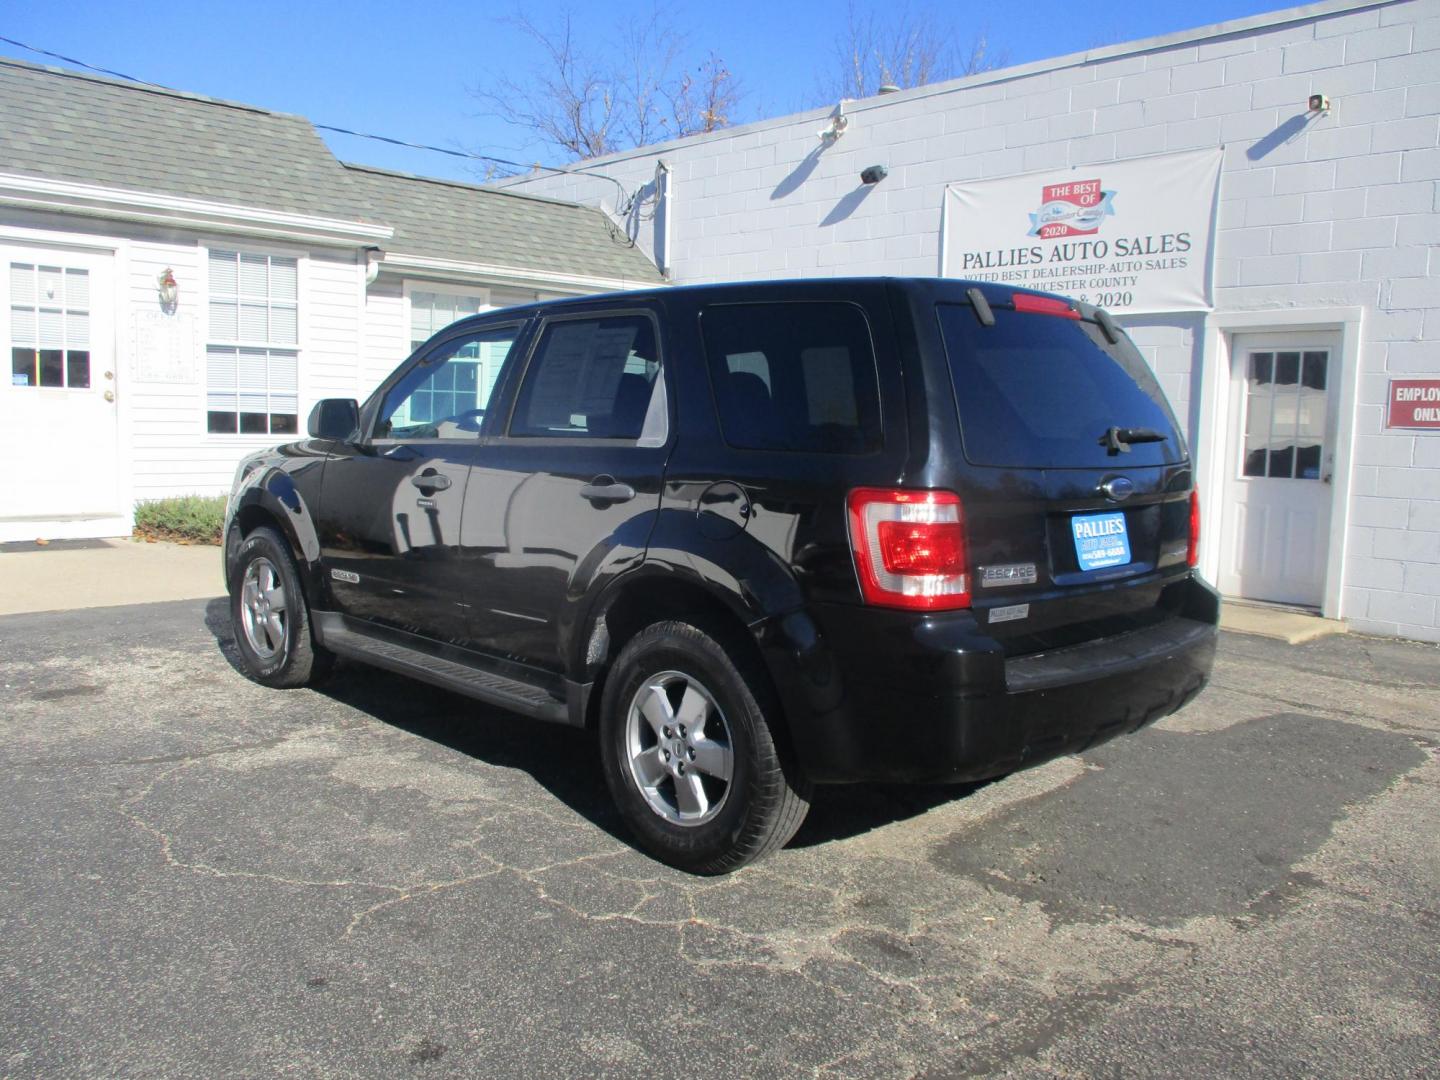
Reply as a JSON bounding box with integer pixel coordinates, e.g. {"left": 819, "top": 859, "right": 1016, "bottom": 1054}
{"left": 0, "top": 57, "right": 661, "bottom": 283}
{"left": 341, "top": 164, "right": 662, "bottom": 283}
{"left": 0, "top": 57, "right": 373, "bottom": 222}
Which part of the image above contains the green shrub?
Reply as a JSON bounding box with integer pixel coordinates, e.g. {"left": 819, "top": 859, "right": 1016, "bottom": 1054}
{"left": 133, "top": 494, "right": 227, "bottom": 544}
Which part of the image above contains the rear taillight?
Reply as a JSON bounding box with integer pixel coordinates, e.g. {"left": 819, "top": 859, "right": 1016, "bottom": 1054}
{"left": 1187, "top": 489, "right": 1201, "bottom": 567}
{"left": 1012, "top": 293, "right": 1080, "bottom": 319}
{"left": 847, "top": 488, "right": 970, "bottom": 610}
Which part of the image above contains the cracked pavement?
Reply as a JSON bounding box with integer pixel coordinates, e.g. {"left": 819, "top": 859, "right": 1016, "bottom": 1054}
{"left": 1, "top": 599, "right": 1437, "bottom": 1078}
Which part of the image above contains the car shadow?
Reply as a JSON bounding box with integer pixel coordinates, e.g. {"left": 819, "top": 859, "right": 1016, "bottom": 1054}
{"left": 203, "top": 597, "right": 989, "bottom": 856}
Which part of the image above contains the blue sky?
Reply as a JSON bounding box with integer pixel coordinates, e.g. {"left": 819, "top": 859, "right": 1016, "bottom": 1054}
{"left": 4, "top": 0, "right": 1290, "bottom": 182}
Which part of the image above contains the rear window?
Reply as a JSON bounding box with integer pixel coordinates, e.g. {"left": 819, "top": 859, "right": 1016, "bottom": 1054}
{"left": 701, "top": 302, "right": 882, "bottom": 454}
{"left": 937, "top": 303, "right": 1184, "bottom": 469}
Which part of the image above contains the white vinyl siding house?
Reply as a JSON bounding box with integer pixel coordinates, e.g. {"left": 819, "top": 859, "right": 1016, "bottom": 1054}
{"left": 0, "top": 55, "right": 663, "bottom": 543}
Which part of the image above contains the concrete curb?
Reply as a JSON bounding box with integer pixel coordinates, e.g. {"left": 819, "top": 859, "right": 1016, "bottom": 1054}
{"left": 1219, "top": 602, "right": 1348, "bottom": 645}
{"left": 0, "top": 538, "right": 222, "bottom": 616}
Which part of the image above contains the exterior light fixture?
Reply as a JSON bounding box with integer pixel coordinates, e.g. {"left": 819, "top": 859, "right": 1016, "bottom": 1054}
{"left": 818, "top": 102, "right": 849, "bottom": 143}
{"left": 157, "top": 268, "right": 179, "bottom": 308}
{"left": 861, "top": 165, "right": 888, "bottom": 184}
{"left": 1308, "top": 93, "right": 1330, "bottom": 113}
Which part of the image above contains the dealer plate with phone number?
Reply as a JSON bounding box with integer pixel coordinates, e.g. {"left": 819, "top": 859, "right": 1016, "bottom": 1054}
{"left": 1071, "top": 511, "right": 1131, "bottom": 571}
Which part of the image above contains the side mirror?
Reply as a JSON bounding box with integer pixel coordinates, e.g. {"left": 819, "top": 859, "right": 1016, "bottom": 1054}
{"left": 307, "top": 398, "right": 360, "bottom": 441}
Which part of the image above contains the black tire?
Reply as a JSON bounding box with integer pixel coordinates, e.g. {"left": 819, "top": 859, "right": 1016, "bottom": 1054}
{"left": 599, "top": 619, "right": 811, "bottom": 874}
{"left": 229, "top": 525, "right": 332, "bottom": 689}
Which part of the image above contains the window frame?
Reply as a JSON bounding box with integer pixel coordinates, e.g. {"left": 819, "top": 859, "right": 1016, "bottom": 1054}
{"left": 201, "top": 242, "right": 306, "bottom": 438}
{"left": 698, "top": 299, "right": 885, "bottom": 456}
{"left": 369, "top": 319, "right": 530, "bottom": 444}
{"left": 403, "top": 280, "right": 491, "bottom": 353}
{"left": 8, "top": 261, "right": 94, "bottom": 392}
{"left": 497, "top": 306, "right": 670, "bottom": 448}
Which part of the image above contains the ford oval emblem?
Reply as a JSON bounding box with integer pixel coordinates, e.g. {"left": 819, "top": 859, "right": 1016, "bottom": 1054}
{"left": 1101, "top": 476, "right": 1135, "bottom": 502}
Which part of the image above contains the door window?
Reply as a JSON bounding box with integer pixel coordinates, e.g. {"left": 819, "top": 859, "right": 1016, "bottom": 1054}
{"left": 376, "top": 326, "right": 521, "bottom": 440}
{"left": 10, "top": 263, "right": 90, "bottom": 389}
{"left": 1241, "top": 350, "right": 1328, "bottom": 480}
{"left": 509, "top": 315, "right": 662, "bottom": 440}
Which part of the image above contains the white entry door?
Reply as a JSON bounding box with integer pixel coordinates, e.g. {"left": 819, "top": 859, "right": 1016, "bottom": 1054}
{"left": 1217, "top": 331, "right": 1338, "bottom": 607}
{"left": 0, "top": 248, "right": 122, "bottom": 540}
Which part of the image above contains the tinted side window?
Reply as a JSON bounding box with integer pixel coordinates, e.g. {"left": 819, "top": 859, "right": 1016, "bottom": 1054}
{"left": 701, "top": 303, "right": 882, "bottom": 454}
{"left": 510, "top": 315, "right": 660, "bottom": 439}
{"left": 376, "top": 325, "right": 519, "bottom": 440}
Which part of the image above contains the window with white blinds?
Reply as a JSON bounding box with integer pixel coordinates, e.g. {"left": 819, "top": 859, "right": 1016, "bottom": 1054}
{"left": 206, "top": 250, "right": 299, "bottom": 434}
{"left": 408, "top": 289, "right": 513, "bottom": 412}
{"left": 409, "top": 289, "right": 484, "bottom": 351}
{"left": 9, "top": 263, "right": 91, "bottom": 390}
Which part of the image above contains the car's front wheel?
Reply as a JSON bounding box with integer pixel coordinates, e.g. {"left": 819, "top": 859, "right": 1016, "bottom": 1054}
{"left": 599, "top": 619, "right": 811, "bottom": 874}
{"left": 229, "top": 525, "right": 332, "bottom": 689}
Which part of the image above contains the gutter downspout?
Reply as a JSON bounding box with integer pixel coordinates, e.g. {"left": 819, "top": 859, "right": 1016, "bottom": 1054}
{"left": 654, "top": 160, "right": 672, "bottom": 279}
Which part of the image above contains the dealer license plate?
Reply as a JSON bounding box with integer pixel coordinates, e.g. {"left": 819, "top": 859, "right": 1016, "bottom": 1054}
{"left": 1071, "top": 511, "right": 1131, "bottom": 572}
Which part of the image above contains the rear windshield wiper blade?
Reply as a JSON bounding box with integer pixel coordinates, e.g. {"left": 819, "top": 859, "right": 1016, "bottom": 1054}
{"left": 1098, "top": 426, "right": 1167, "bottom": 454}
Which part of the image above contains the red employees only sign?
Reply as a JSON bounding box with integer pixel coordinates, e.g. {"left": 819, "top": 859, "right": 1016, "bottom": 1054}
{"left": 1387, "top": 379, "right": 1440, "bottom": 429}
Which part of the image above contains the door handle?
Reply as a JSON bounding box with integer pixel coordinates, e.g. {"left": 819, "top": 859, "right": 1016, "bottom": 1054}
{"left": 411, "top": 470, "right": 452, "bottom": 492}
{"left": 579, "top": 477, "right": 636, "bottom": 503}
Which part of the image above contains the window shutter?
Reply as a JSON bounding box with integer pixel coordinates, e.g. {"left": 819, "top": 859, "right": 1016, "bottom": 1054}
{"left": 10, "top": 263, "right": 35, "bottom": 305}
{"left": 11, "top": 306, "right": 36, "bottom": 347}
{"left": 64, "top": 269, "right": 89, "bottom": 310}
{"left": 209, "top": 251, "right": 238, "bottom": 296}
{"left": 239, "top": 302, "right": 268, "bottom": 343}
{"left": 66, "top": 310, "right": 89, "bottom": 349}
{"left": 38, "top": 308, "right": 63, "bottom": 349}
{"left": 207, "top": 346, "right": 238, "bottom": 411}
{"left": 269, "top": 258, "right": 298, "bottom": 301}
{"left": 270, "top": 303, "right": 297, "bottom": 345}
{"left": 38, "top": 266, "right": 63, "bottom": 304}
{"left": 238, "top": 253, "right": 268, "bottom": 300}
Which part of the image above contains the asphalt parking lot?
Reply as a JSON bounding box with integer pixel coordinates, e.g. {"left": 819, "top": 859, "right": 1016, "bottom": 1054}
{"left": 2, "top": 598, "right": 1437, "bottom": 1078}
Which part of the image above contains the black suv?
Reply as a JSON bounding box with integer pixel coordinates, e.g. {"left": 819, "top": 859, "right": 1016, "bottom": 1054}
{"left": 224, "top": 278, "right": 1218, "bottom": 873}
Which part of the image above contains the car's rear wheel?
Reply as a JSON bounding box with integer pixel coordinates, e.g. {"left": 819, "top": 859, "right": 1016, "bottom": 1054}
{"left": 229, "top": 525, "right": 332, "bottom": 688}
{"left": 600, "top": 619, "right": 811, "bottom": 874}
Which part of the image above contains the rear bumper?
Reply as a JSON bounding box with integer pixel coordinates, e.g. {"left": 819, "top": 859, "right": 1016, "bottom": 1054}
{"left": 759, "top": 575, "right": 1219, "bottom": 784}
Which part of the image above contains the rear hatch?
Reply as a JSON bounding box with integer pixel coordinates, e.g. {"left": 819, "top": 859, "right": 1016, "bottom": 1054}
{"left": 935, "top": 293, "right": 1194, "bottom": 651}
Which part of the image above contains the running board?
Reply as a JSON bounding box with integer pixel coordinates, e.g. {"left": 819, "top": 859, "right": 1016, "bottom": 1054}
{"left": 312, "top": 612, "right": 571, "bottom": 724}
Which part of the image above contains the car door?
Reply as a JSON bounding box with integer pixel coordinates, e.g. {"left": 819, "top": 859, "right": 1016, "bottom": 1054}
{"left": 318, "top": 321, "right": 526, "bottom": 643}
{"left": 458, "top": 306, "right": 670, "bottom": 670}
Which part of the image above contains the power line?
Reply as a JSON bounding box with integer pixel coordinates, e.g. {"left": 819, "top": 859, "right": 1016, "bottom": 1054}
{"left": 0, "top": 33, "right": 143, "bottom": 82}
{"left": 0, "top": 33, "right": 634, "bottom": 206}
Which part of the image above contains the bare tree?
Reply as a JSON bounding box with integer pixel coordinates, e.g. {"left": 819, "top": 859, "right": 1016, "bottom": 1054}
{"left": 472, "top": 8, "right": 741, "bottom": 167}
{"left": 817, "top": 2, "right": 1004, "bottom": 101}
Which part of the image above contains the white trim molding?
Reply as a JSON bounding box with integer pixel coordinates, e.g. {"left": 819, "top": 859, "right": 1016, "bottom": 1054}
{"left": 1197, "top": 306, "right": 1364, "bottom": 621}
{"left": 0, "top": 173, "right": 393, "bottom": 248}
{"left": 377, "top": 252, "right": 662, "bottom": 295}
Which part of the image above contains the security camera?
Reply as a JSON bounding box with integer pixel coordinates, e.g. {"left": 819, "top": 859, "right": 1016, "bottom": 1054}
{"left": 1308, "top": 93, "right": 1330, "bottom": 113}
{"left": 860, "top": 164, "right": 888, "bottom": 184}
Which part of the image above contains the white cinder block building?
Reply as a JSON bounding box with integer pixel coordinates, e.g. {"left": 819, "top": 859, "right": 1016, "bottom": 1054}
{"left": 0, "top": 58, "right": 662, "bottom": 546}
{"left": 503, "top": 0, "right": 1440, "bottom": 642}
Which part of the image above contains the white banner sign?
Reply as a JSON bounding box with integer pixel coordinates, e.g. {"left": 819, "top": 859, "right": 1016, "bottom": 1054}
{"left": 943, "top": 148, "right": 1222, "bottom": 314}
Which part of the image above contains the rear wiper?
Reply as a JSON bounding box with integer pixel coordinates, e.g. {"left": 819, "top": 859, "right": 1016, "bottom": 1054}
{"left": 1098, "top": 426, "right": 1167, "bottom": 454}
